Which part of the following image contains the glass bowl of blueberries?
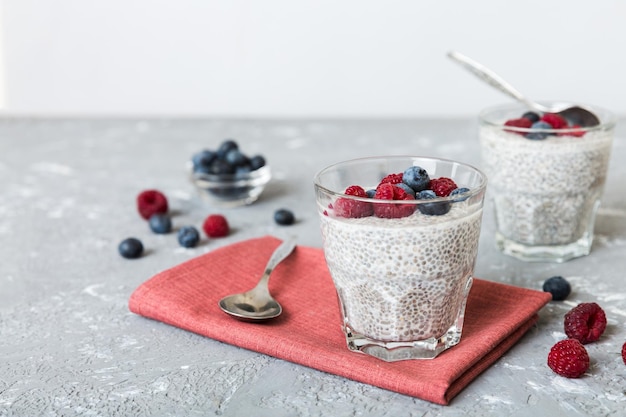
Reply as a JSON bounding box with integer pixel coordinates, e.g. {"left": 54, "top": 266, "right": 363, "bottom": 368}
{"left": 189, "top": 139, "right": 271, "bottom": 207}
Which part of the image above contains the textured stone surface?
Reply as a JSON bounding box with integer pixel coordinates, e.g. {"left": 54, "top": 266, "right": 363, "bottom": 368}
{"left": 1, "top": 118, "right": 625, "bottom": 416}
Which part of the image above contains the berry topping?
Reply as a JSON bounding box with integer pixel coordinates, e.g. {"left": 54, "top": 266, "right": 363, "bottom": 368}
{"left": 429, "top": 177, "right": 458, "bottom": 197}
{"left": 373, "top": 183, "right": 416, "bottom": 219}
{"left": 547, "top": 339, "right": 590, "bottom": 378}
{"left": 137, "top": 189, "right": 169, "bottom": 220}
{"left": 402, "top": 166, "right": 430, "bottom": 192}
{"left": 542, "top": 276, "right": 571, "bottom": 301}
{"left": 504, "top": 117, "right": 532, "bottom": 134}
{"left": 177, "top": 226, "right": 200, "bottom": 248}
{"left": 394, "top": 183, "right": 416, "bottom": 198}
{"left": 334, "top": 186, "right": 373, "bottom": 218}
{"left": 118, "top": 237, "right": 144, "bottom": 259}
{"left": 148, "top": 214, "right": 172, "bottom": 234}
{"left": 526, "top": 121, "right": 553, "bottom": 140}
{"left": 417, "top": 190, "right": 451, "bottom": 216}
{"left": 379, "top": 173, "right": 404, "bottom": 185}
{"left": 522, "top": 111, "right": 541, "bottom": 123}
{"left": 450, "top": 187, "right": 470, "bottom": 201}
{"left": 541, "top": 113, "right": 568, "bottom": 129}
{"left": 274, "top": 208, "right": 296, "bottom": 225}
{"left": 564, "top": 302, "right": 607, "bottom": 344}
{"left": 202, "top": 214, "right": 230, "bottom": 238}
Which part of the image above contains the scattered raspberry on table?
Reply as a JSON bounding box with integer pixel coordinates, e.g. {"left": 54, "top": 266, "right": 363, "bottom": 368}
{"left": 547, "top": 339, "right": 590, "bottom": 378}
{"left": 564, "top": 302, "right": 607, "bottom": 344}
{"left": 202, "top": 214, "right": 230, "bottom": 238}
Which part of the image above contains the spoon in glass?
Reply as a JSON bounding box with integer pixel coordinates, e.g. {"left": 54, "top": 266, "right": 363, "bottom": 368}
{"left": 447, "top": 50, "right": 600, "bottom": 127}
{"left": 218, "top": 237, "right": 296, "bottom": 321}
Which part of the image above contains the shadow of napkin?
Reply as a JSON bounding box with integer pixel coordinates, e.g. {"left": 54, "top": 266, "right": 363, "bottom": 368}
{"left": 129, "top": 235, "right": 551, "bottom": 405}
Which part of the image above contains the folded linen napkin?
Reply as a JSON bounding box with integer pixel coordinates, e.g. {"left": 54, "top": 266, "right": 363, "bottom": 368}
{"left": 129, "top": 236, "right": 551, "bottom": 405}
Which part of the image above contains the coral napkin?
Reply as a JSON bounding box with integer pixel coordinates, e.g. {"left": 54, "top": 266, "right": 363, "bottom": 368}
{"left": 129, "top": 236, "right": 551, "bottom": 405}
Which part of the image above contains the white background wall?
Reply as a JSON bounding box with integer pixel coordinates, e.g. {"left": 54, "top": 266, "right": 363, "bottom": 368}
{"left": 2, "top": 0, "right": 626, "bottom": 118}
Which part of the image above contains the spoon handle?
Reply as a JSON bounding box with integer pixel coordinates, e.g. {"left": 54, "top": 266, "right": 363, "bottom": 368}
{"left": 447, "top": 51, "right": 543, "bottom": 112}
{"left": 263, "top": 236, "right": 297, "bottom": 276}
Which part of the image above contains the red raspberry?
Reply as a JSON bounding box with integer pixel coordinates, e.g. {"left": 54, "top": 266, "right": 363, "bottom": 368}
{"left": 429, "top": 177, "right": 458, "bottom": 197}
{"left": 202, "top": 214, "right": 230, "bottom": 238}
{"left": 547, "top": 339, "right": 590, "bottom": 378}
{"left": 540, "top": 113, "right": 568, "bottom": 129}
{"left": 564, "top": 302, "right": 607, "bottom": 344}
{"left": 557, "top": 124, "right": 586, "bottom": 138}
{"left": 334, "top": 185, "right": 373, "bottom": 218}
{"left": 372, "top": 183, "right": 415, "bottom": 219}
{"left": 137, "top": 190, "right": 169, "bottom": 220}
{"left": 379, "top": 173, "right": 403, "bottom": 186}
{"left": 504, "top": 117, "right": 532, "bottom": 134}
{"left": 622, "top": 342, "right": 626, "bottom": 365}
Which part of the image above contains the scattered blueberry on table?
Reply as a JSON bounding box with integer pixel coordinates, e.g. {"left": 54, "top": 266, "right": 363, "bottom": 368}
{"left": 118, "top": 237, "right": 144, "bottom": 259}
{"left": 177, "top": 226, "right": 200, "bottom": 248}
{"left": 274, "top": 209, "right": 295, "bottom": 225}
{"left": 542, "top": 276, "right": 571, "bottom": 301}
{"left": 149, "top": 214, "right": 172, "bottom": 234}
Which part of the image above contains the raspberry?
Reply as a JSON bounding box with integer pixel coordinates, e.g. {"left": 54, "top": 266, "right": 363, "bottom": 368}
{"left": 558, "top": 124, "right": 586, "bottom": 138}
{"left": 334, "top": 185, "right": 373, "bottom": 219}
{"left": 622, "top": 342, "right": 626, "bottom": 366}
{"left": 564, "top": 302, "right": 607, "bottom": 344}
{"left": 504, "top": 117, "right": 532, "bottom": 134}
{"left": 429, "top": 177, "right": 458, "bottom": 197}
{"left": 202, "top": 214, "right": 230, "bottom": 238}
{"left": 540, "top": 113, "right": 568, "bottom": 129}
{"left": 137, "top": 190, "right": 168, "bottom": 220}
{"left": 372, "top": 183, "right": 415, "bottom": 219}
{"left": 379, "top": 173, "right": 403, "bottom": 186}
{"left": 547, "top": 339, "right": 590, "bottom": 378}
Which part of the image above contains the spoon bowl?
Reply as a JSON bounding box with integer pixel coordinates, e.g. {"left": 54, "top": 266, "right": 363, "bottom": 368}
{"left": 447, "top": 51, "right": 600, "bottom": 127}
{"left": 218, "top": 237, "right": 296, "bottom": 321}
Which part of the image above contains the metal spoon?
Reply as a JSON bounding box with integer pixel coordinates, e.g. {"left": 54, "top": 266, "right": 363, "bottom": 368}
{"left": 218, "top": 237, "right": 296, "bottom": 321}
{"left": 447, "top": 51, "right": 600, "bottom": 127}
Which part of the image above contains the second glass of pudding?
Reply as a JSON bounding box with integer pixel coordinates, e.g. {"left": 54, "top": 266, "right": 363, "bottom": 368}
{"left": 479, "top": 102, "right": 616, "bottom": 263}
{"left": 314, "top": 156, "right": 487, "bottom": 361}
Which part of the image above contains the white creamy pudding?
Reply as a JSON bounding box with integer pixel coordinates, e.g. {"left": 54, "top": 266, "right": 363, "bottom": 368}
{"left": 480, "top": 126, "right": 613, "bottom": 246}
{"left": 320, "top": 203, "right": 482, "bottom": 343}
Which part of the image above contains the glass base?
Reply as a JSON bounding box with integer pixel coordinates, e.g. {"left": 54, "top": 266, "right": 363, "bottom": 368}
{"left": 495, "top": 231, "right": 593, "bottom": 263}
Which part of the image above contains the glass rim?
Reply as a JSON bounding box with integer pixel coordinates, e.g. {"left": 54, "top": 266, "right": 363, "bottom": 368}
{"left": 478, "top": 101, "right": 617, "bottom": 132}
{"left": 313, "top": 155, "right": 487, "bottom": 204}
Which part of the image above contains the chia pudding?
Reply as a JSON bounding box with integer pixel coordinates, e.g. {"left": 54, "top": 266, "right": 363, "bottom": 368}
{"left": 479, "top": 103, "right": 615, "bottom": 262}
{"left": 314, "top": 156, "right": 487, "bottom": 361}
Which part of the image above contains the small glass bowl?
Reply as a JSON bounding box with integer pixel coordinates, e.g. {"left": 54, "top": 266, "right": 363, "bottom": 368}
{"left": 189, "top": 164, "right": 271, "bottom": 208}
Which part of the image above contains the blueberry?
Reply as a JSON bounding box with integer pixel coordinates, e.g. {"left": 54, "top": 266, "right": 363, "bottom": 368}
{"left": 450, "top": 187, "right": 470, "bottom": 201}
{"left": 526, "top": 121, "right": 552, "bottom": 140}
{"left": 365, "top": 189, "right": 376, "bottom": 198}
{"left": 394, "top": 182, "right": 416, "bottom": 198}
{"left": 217, "top": 139, "right": 238, "bottom": 159}
{"left": 149, "top": 214, "right": 172, "bottom": 234}
{"left": 118, "top": 237, "right": 144, "bottom": 259}
{"left": 274, "top": 209, "right": 295, "bottom": 225}
{"left": 192, "top": 150, "right": 216, "bottom": 171}
{"left": 542, "top": 276, "right": 571, "bottom": 301}
{"left": 210, "top": 159, "right": 236, "bottom": 175}
{"left": 522, "top": 111, "right": 541, "bottom": 123}
{"left": 417, "top": 190, "right": 450, "bottom": 216}
{"left": 225, "top": 149, "right": 249, "bottom": 167}
{"left": 177, "top": 226, "right": 200, "bottom": 248}
{"left": 402, "top": 166, "right": 430, "bottom": 192}
{"left": 249, "top": 155, "right": 266, "bottom": 171}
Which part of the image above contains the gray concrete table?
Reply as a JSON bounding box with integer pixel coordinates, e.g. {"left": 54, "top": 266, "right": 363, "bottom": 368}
{"left": 1, "top": 117, "right": 625, "bottom": 417}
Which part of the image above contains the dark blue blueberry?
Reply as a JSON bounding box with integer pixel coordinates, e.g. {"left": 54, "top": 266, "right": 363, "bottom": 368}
{"left": 522, "top": 111, "right": 541, "bottom": 123}
{"left": 118, "top": 237, "right": 144, "bottom": 259}
{"left": 274, "top": 209, "right": 295, "bottom": 225}
{"left": 394, "top": 182, "right": 416, "bottom": 198}
{"left": 210, "top": 159, "right": 236, "bottom": 175}
{"left": 149, "top": 214, "right": 172, "bottom": 234}
{"left": 235, "top": 164, "right": 253, "bottom": 175}
{"left": 225, "top": 149, "right": 249, "bottom": 167}
{"left": 417, "top": 190, "right": 450, "bottom": 216}
{"left": 365, "top": 189, "right": 376, "bottom": 198}
{"left": 177, "top": 226, "right": 200, "bottom": 248}
{"left": 450, "top": 187, "right": 470, "bottom": 201}
{"left": 526, "top": 121, "right": 552, "bottom": 140}
{"left": 249, "top": 155, "right": 266, "bottom": 171}
{"left": 542, "top": 276, "right": 571, "bottom": 301}
{"left": 192, "top": 150, "right": 216, "bottom": 171}
{"left": 402, "top": 166, "right": 430, "bottom": 192}
{"left": 217, "top": 139, "right": 238, "bottom": 159}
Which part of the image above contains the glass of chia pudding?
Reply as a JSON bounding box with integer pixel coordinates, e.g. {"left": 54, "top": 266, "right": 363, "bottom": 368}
{"left": 314, "top": 156, "right": 487, "bottom": 361}
{"left": 479, "top": 102, "right": 616, "bottom": 263}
